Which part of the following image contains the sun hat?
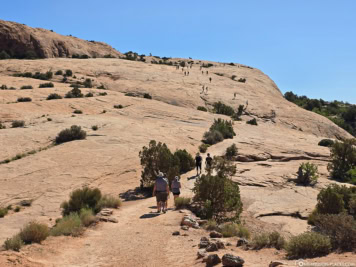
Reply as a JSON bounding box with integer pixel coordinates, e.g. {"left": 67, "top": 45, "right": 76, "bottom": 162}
{"left": 158, "top": 172, "right": 164, "bottom": 178}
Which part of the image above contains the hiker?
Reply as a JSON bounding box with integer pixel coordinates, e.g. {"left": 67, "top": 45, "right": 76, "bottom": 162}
{"left": 201, "top": 86, "right": 205, "bottom": 94}
{"left": 209, "top": 77, "right": 212, "bottom": 83}
{"left": 188, "top": 71, "right": 189, "bottom": 76}
{"left": 171, "top": 176, "right": 181, "bottom": 203}
{"left": 195, "top": 153, "right": 202, "bottom": 175}
{"left": 206, "top": 71, "right": 208, "bottom": 75}
{"left": 184, "top": 71, "right": 186, "bottom": 76}
{"left": 233, "top": 92, "right": 237, "bottom": 99}
{"left": 153, "top": 172, "right": 170, "bottom": 213}
{"left": 205, "top": 87, "right": 208, "bottom": 93}
{"left": 205, "top": 153, "right": 213, "bottom": 171}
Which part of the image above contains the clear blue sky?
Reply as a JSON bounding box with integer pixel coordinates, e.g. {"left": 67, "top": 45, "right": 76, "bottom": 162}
{"left": 1, "top": 0, "right": 355, "bottom": 103}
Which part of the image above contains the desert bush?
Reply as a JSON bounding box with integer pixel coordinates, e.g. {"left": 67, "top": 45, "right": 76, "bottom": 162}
{"left": 251, "top": 231, "right": 286, "bottom": 250}
{"left": 19, "top": 221, "right": 49, "bottom": 244}
{"left": 231, "top": 75, "right": 237, "bottom": 80}
{"left": 193, "top": 157, "right": 242, "bottom": 222}
{"left": 213, "top": 102, "right": 235, "bottom": 117}
{"left": 314, "top": 213, "right": 356, "bottom": 251}
{"left": 174, "top": 197, "right": 191, "bottom": 209}
{"left": 20, "top": 85, "right": 33, "bottom": 89}
{"left": 11, "top": 120, "right": 25, "bottom": 128}
{"left": 220, "top": 223, "right": 250, "bottom": 239}
{"left": 327, "top": 139, "right": 356, "bottom": 184}
{"left": 203, "top": 130, "right": 224, "bottom": 145}
{"left": 125, "top": 92, "right": 136, "bottom": 97}
{"left": 39, "top": 82, "right": 54, "bottom": 88}
{"left": 139, "top": 140, "right": 180, "bottom": 187}
{"left": 197, "top": 106, "right": 207, "bottom": 112}
{"left": 17, "top": 97, "right": 32, "bottom": 102}
{"left": 225, "top": 144, "right": 238, "bottom": 160}
{"left": 65, "top": 87, "right": 84, "bottom": 98}
{"left": 3, "top": 235, "right": 23, "bottom": 251}
{"left": 79, "top": 208, "right": 96, "bottom": 227}
{"left": 50, "top": 213, "right": 83, "bottom": 237}
{"left": 0, "top": 207, "right": 8, "bottom": 217}
{"left": 0, "top": 50, "right": 10, "bottom": 59}
{"left": 318, "top": 139, "right": 334, "bottom": 147}
{"left": 204, "top": 219, "right": 219, "bottom": 231}
{"left": 31, "top": 71, "right": 52, "bottom": 80}
{"left": 199, "top": 144, "right": 210, "bottom": 153}
{"left": 238, "top": 78, "right": 246, "bottom": 83}
{"left": 14, "top": 206, "right": 21, "bottom": 212}
{"left": 1, "top": 84, "right": 7, "bottom": 89}
{"left": 97, "top": 84, "right": 105, "bottom": 89}
{"left": 55, "top": 125, "right": 86, "bottom": 144}
{"left": 65, "top": 69, "right": 73, "bottom": 76}
{"left": 143, "top": 93, "right": 152, "bottom": 99}
{"left": 296, "top": 162, "right": 318, "bottom": 185}
{"left": 61, "top": 187, "right": 102, "bottom": 216}
{"left": 98, "top": 92, "right": 107, "bottom": 96}
{"left": 92, "top": 125, "right": 98, "bottom": 131}
{"left": 173, "top": 149, "right": 195, "bottom": 174}
{"left": 47, "top": 93, "right": 62, "bottom": 100}
{"left": 55, "top": 70, "right": 63, "bottom": 75}
{"left": 286, "top": 232, "right": 331, "bottom": 259}
{"left": 114, "top": 104, "right": 123, "bottom": 109}
{"left": 73, "top": 109, "right": 83, "bottom": 114}
{"left": 97, "top": 195, "right": 122, "bottom": 209}
{"left": 0, "top": 122, "right": 5, "bottom": 129}
{"left": 85, "top": 92, "right": 94, "bottom": 97}
{"left": 246, "top": 118, "right": 258, "bottom": 125}
{"left": 83, "top": 79, "right": 93, "bottom": 88}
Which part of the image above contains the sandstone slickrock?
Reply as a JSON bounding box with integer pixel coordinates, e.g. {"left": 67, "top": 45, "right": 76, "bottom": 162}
{"left": 222, "top": 254, "right": 245, "bottom": 267}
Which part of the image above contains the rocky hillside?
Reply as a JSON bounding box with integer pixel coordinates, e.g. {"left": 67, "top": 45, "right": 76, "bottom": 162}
{"left": 0, "top": 20, "right": 122, "bottom": 59}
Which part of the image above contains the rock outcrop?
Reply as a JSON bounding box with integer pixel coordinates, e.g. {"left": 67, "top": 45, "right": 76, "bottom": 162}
{"left": 0, "top": 20, "right": 122, "bottom": 58}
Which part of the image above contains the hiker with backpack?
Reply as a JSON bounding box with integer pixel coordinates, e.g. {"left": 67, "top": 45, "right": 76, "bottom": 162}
{"left": 205, "top": 153, "right": 213, "bottom": 172}
{"left": 153, "top": 172, "right": 170, "bottom": 213}
{"left": 171, "top": 176, "right": 181, "bottom": 203}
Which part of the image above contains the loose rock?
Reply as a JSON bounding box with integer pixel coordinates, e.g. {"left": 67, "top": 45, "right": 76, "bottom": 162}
{"left": 197, "top": 249, "right": 207, "bottom": 259}
{"left": 236, "top": 238, "right": 249, "bottom": 247}
{"left": 269, "top": 261, "right": 285, "bottom": 267}
{"left": 181, "top": 225, "right": 189, "bottom": 231}
{"left": 206, "top": 242, "right": 218, "bottom": 252}
{"left": 206, "top": 254, "right": 221, "bottom": 266}
{"left": 199, "top": 240, "right": 210, "bottom": 248}
{"left": 172, "top": 231, "right": 180, "bottom": 236}
{"left": 222, "top": 254, "right": 244, "bottom": 267}
{"left": 210, "top": 231, "right": 223, "bottom": 238}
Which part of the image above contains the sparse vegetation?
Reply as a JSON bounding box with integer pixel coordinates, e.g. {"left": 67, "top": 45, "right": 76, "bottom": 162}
{"left": 47, "top": 93, "right": 62, "bottom": 100}
{"left": 213, "top": 102, "right": 235, "bottom": 117}
{"left": 203, "top": 119, "right": 236, "bottom": 145}
{"left": 97, "top": 84, "right": 105, "bottom": 89}
{"left": 73, "top": 109, "right": 83, "bottom": 114}
{"left": 251, "top": 231, "right": 285, "bottom": 250}
{"left": 92, "top": 125, "right": 98, "bottom": 131}
{"left": 197, "top": 106, "right": 207, "bottom": 112}
{"left": 83, "top": 78, "right": 93, "bottom": 88}
{"left": 65, "top": 88, "right": 84, "bottom": 98}
{"left": 0, "top": 122, "right": 5, "bottom": 129}
{"left": 204, "top": 219, "right": 219, "bottom": 231}
{"left": 238, "top": 78, "right": 246, "bottom": 83}
{"left": 97, "top": 195, "right": 122, "bottom": 210}
{"left": 55, "top": 70, "right": 63, "bottom": 75}
{"left": 17, "top": 97, "right": 32, "bottom": 102}
{"left": 19, "top": 221, "right": 49, "bottom": 244}
{"left": 114, "top": 104, "right": 123, "bottom": 109}
{"left": 39, "top": 82, "right": 54, "bottom": 88}
{"left": 55, "top": 125, "right": 86, "bottom": 144}
{"left": 173, "top": 149, "right": 195, "bottom": 174}
{"left": 14, "top": 71, "right": 53, "bottom": 80}
{"left": 0, "top": 207, "right": 8, "bottom": 218}
{"left": 199, "top": 144, "right": 210, "bottom": 153}
{"left": 65, "top": 69, "right": 73, "bottom": 77}
{"left": 3, "top": 235, "right": 23, "bottom": 251}
{"left": 220, "top": 222, "right": 250, "bottom": 239}
{"left": 174, "top": 197, "right": 191, "bottom": 209}
{"left": 79, "top": 208, "right": 97, "bottom": 227}
{"left": 20, "top": 85, "right": 33, "bottom": 89}
{"left": 246, "top": 118, "right": 258, "bottom": 125}
{"left": 286, "top": 232, "right": 331, "bottom": 259}
{"left": 98, "top": 92, "right": 107, "bottom": 96}
{"left": 296, "top": 162, "right": 318, "bottom": 185}
{"left": 143, "top": 93, "right": 152, "bottom": 99}
{"left": 225, "top": 144, "right": 238, "bottom": 160}
{"left": 85, "top": 92, "right": 94, "bottom": 97}
{"left": 11, "top": 120, "right": 25, "bottom": 128}
{"left": 318, "top": 139, "right": 334, "bottom": 147}
{"left": 0, "top": 50, "right": 11, "bottom": 60}
{"left": 50, "top": 213, "right": 83, "bottom": 237}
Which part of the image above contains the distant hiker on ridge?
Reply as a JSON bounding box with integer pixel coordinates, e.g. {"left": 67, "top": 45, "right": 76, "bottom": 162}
{"left": 153, "top": 172, "right": 169, "bottom": 213}
{"left": 195, "top": 153, "right": 202, "bottom": 175}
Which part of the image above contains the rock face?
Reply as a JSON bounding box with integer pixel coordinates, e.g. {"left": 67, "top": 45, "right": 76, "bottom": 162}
{"left": 222, "top": 254, "right": 244, "bottom": 267}
{"left": 0, "top": 20, "right": 122, "bottom": 58}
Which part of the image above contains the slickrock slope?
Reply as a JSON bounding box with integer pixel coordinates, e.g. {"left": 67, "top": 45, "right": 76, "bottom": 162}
{"left": 0, "top": 57, "right": 354, "bottom": 266}
{"left": 0, "top": 20, "right": 122, "bottom": 58}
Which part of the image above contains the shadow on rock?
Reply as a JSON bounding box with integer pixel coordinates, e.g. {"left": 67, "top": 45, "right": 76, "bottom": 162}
{"left": 119, "top": 187, "right": 152, "bottom": 201}
{"left": 140, "top": 212, "right": 161, "bottom": 219}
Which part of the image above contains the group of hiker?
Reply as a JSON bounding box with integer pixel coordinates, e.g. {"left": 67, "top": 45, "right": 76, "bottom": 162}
{"left": 152, "top": 153, "right": 213, "bottom": 213}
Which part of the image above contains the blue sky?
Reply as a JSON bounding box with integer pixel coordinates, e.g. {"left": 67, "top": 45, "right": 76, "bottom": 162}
{"left": 1, "top": 0, "right": 355, "bottom": 103}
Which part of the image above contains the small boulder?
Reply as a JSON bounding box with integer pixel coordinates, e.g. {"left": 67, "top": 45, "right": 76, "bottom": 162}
{"left": 206, "top": 254, "right": 221, "bottom": 266}
{"left": 269, "top": 261, "right": 285, "bottom": 267}
{"left": 236, "top": 238, "right": 249, "bottom": 247}
{"left": 181, "top": 225, "right": 189, "bottom": 231}
{"left": 181, "top": 216, "right": 198, "bottom": 227}
{"left": 222, "top": 254, "right": 244, "bottom": 267}
{"left": 172, "top": 231, "right": 180, "bottom": 236}
{"left": 206, "top": 242, "right": 218, "bottom": 252}
{"left": 199, "top": 240, "right": 210, "bottom": 248}
{"left": 215, "top": 240, "right": 225, "bottom": 249}
{"left": 210, "top": 231, "right": 223, "bottom": 238}
{"left": 197, "top": 249, "right": 207, "bottom": 259}
{"left": 201, "top": 236, "right": 209, "bottom": 242}
{"left": 197, "top": 219, "right": 208, "bottom": 225}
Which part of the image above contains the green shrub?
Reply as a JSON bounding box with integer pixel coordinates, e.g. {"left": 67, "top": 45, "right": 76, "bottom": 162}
{"left": 210, "top": 119, "right": 236, "bottom": 139}
{"left": 286, "top": 232, "right": 331, "bottom": 259}
{"left": 39, "top": 82, "right": 54, "bottom": 88}
{"left": 314, "top": 213, "right": 356, "bottom": 251}
{"left": 203, "top": 130, "right": 224, "bottom": 145}
{"left": 173, "top": 149, "right": 195, "bottom": 174}
{"left": 17, "top": 97, "right": 32, "bottom": 102}
{"left": 3, "top": 235, "right": 24, "bottom": 251}
{"left": 73, "top": 109, "right": 83, "bottom": 114}
{"left": 213, "top": 102, "right": 235, "bottom": 117}
{"left": 66, "top": 69, "right": 73, "bottom": 76}
{"left": 143, "top": 93, "right": 152, "bottom": 99}
{"left": 225, "top": 144, "right": 238, "bottom": 160}
{"left": 14, "top": 206, "right": 21, "bottom": 212}
{"left": 114, "top": 104, "right": 123, "bottom": 109}
{"left": 174, "top": 197, "right": 191, "bottom": 209}
{"left": 197, "top": 106, "right": 207, "bottom": 112}
{"left": 318, "top": 139, "right": 334, "bottom": 147}
{"left": 47, "top": 93, "right": 62, "bottom": 100}
{"left": 55, "top": 125, "right": 86, "bottom": 144}
{"left": 327, "top": 139, "right": 356, "bottom": 184}
{"left": 97, "top": 84, "right": 105, "bottom": 89}
{"left": 19, "top": 221, "right": 49, "bottom": 244}
{"left": 55, "top": 70, "right": 63, "bottom": 75}
{"left": 251, "top": 231, "right": 285, "bottom": 250}
{"left": 92, "top": 125, "right": 98, "bottom": 131}
{"left": 50, "top": 213, "right": 83, "bottom": 236}
{"left": 296, "top": 162, "right": 318, "bottom": 185}
{"left": 83, "top": 79, "right": 92, "bottom": 88}
{"left": 238, "top": 78, "right": 246, "bottom": 83}
{"left": 1, "top": 85, "right": 7, "bottom": 89}
{"left": 0, "top": 207, "right": 8, "bottom": 217}
{"left": 65, "top": 88, "right": 84, "bottom": 98}
{"left": 231, "top": 75, "right": 237, "bottom": 80}
{"left": 79, "top": 208, "right": 96, "bottom": 227}
{"left": 60, "top": 187, "right": 102, "bottom": 216}
{"left": 199, "top": 144, "right": 210, "bottom": 153}
{"left": 246, "top": 118, "right": 258, "bottom": 125}
{"left": 20, "top": 85, "right": 33, "bottom": 89}
{"left": 97, "top": 195, "right": 122, "bottom": 209}
{"left": 0, "top": 122, "right": 6, "bottom": 129}
{"left": 193, "top": 157, "right": 242, "bottom": 222}
{"left": 85, "top": 92, "right": 94, "bottom": 97}
{"left": 0, "top": 50, "right": 11, "bottom": 60}
{"left": 220, "top": 223, "right": 250, "bottom": 239}
{"left": 98, "top": 92, "right": 107, "bottom": 96}
{"left": 204, "top": 219, "right": 219, "bottom": 231}
{"left": 12, "top": 120, "right": 25, "bottom": 128}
